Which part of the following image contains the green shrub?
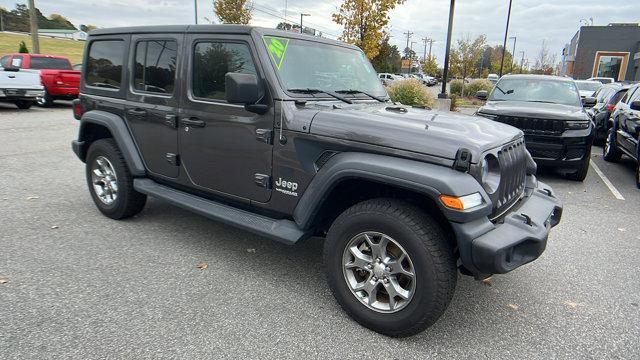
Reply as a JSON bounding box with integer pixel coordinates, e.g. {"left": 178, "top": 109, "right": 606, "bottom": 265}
{"left": 18, "top": 41, "right": 29, "bottom": 53}
{"left": 449, "top": 79, "right": 463, "bottom": 96}
{"left": 467, "top": 79, "right": 493, "bottom": 96}
{"left": 386, "top": 79, "right": 435, "bottom": 107}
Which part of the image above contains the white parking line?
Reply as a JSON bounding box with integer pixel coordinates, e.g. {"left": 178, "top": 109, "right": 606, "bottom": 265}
{"left": 590, "top": 162, "right": 625, "bottom": 200}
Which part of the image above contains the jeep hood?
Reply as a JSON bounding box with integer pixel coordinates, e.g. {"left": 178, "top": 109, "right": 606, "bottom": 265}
{"left": 308, "top": 102, "right": 522, "bottom": 162}
{"left": 479, "top": 100, "right": 588, "bottom": 121}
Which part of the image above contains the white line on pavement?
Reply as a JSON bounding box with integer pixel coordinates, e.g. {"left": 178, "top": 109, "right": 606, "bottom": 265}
{"left": 590, "top": 162, "right": 625, "bottom": 200}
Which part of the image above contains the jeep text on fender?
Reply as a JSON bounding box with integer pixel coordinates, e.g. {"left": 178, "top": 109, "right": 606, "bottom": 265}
{"left": 71, "top": 25, "right": 562, "bottom": 337}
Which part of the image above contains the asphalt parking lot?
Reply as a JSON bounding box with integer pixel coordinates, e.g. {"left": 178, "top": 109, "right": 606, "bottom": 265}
{"left": 1, "top": 104, "right": 639, "bottom": 359}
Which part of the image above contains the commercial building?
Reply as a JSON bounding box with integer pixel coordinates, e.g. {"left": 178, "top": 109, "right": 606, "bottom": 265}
{"left": 561, "top": 23, "right": 640, "bottom": 81}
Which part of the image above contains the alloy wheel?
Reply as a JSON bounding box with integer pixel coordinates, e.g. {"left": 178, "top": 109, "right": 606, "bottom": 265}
{"left": 342, "top": 232, "right": 416, "bottom": 313}
{"left": 91, "top": 156, "right": 118, "bottom": 205}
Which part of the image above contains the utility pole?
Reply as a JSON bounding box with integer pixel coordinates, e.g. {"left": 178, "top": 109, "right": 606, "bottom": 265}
{"left": 499, "top": 0, "right": 513, "bottom": 77}
{"left": 300, "top": 13, "right": 310, "bottom": 33}
{"left": 440, "top": 0, "right": 455, "bottom": 99}
{"left": 428, "top": 38, "right": 434, "bottom": 59}
{"left": 27, "top": 0, "right": 39, "bottom": 54}
{"left": 509, "top": 36, "right": 517, "bottom": 73}
{"left": 519, "top": 51, "right": 525, "bottom": 73}
{"left": 403, "top": 30, "right": 413, "bottom": 54}
{"left": 422, "top": 37, "right": 428, "bottom": 61}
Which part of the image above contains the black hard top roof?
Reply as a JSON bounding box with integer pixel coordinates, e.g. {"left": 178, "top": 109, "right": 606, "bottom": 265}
{"left": 90, "top": 25, "right": 356, "bottom": 49}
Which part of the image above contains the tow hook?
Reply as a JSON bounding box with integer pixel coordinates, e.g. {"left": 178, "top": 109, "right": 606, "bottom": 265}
{"left": 520, "top": 213, "right": 533, "bottom": 226}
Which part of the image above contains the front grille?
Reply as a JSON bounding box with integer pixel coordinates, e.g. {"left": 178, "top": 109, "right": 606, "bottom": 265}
{"left": 492, "top": 140, "right": 527, "bottom": 217}
{"left": 495, "top": 115, "right": 565, "bottom": 135}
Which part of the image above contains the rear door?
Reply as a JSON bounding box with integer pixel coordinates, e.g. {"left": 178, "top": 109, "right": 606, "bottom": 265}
{"left": 125, "top": 34, "right": 182, "bottom": 179}
{"left": 620, "top": 87, "right": 640, "bottom": 156}
{"left": 178, "top": 33, "right": 273, "bottom": 203}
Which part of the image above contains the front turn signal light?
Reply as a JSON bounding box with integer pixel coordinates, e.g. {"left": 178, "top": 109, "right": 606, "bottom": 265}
{"left": 439, "top": 193, "right": 483, "bottom": 211}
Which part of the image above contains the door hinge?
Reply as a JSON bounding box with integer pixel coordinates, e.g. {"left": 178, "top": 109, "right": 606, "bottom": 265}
{"left": 255, "top": 128, "right": 273, "bottom": 144}
{"left": 165, "top": 153, "right": 180, "bottom": 166}
{"left": 254, "top": 173, "right": 271, "bottom": 189}
{"left": 164, "top": 114, "right": 178, "bottom": 128}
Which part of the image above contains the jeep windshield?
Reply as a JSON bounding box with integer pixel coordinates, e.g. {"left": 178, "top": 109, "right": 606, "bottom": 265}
{"left": 262, "top": 36, "right": 387, "bottom": 100}
{"left": 489, "top": 78, "right": 581, "bottom": 107}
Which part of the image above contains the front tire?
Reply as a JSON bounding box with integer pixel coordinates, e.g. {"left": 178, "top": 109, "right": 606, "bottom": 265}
{"left": 565, "top": 156, "right": 590, "bottom": 181}
{"left": 324, "top": 198, "right": 457, "bottom": 337}
{"left": 85, "top": 139, "right": 146, "bottom": 219}
{"left": 15, "top": 100, "right": 32, "bottom": 109}
{"left": 36, "top": 88, "right": 53, "bottom": 107}
{"left": 603, "top": 127, "right": 622, "bottom": 162}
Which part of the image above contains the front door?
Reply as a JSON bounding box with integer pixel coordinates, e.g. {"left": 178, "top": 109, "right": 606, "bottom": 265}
{"left": 125, "top": 34, "right": 182, "bottom": 178}
{"left": 178, "top": 34, "right": 273, "bottom": 203}
{"left": 619, "top": 88, "right": 640, "bottom": 155}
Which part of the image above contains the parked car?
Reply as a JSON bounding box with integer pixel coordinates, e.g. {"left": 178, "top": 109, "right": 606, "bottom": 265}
{"left": 588, "top": 77, "right": 615, "bottom": 84}
{"left": 409, "top": 73, "right": 437, "bottom": 86}
{"left": 603, "top": 83, "right": 640, "bottom": 188}
{"left": 71, "top": 25, "right": 562, "bottom": 337}
{"left": 574, "top": 80, "right": 602, "bottom": 98}
{"left": 378, "top": 72, "right": 403, "bottom": 85}
{"left": 487, "top": 73, "right": 499, "bottom": 84}
{"left": 476, "top": 74, "right": 594, "bottom": 181}
{"left": 588, "top": 83, "right": 631, "bottom": 143}
{"left": 0, "top": 59, "right": 44, "bottom": 109}
{"left": 73, "top": 64, "right": 83, "bottom": 71}
{"left": 0, "top": 53, "right": 80, "bottom": 107}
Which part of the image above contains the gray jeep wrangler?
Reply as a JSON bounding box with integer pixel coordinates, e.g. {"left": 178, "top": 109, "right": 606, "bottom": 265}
{"left": 71, "top": 25, "right": 562, "bottom": 337}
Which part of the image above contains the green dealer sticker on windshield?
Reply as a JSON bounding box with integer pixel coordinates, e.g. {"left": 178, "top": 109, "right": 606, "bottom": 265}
{"left": 263, "top": 36, "right": 289, "bottom": 70}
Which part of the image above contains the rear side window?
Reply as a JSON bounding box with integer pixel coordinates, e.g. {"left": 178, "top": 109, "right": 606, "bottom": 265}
{"left": 609, "top": 90, "right": 626, "bottom": 105}
{"left": 192, "top": 42, "right": 257, "bottom": 101}
{"left": 86, "top": 40, "right": 125, "bottom": 89}
{"left": 133, "top": 40, "right": 177, "bottom": 94}
{"left": 30, "top": 57, "right": 72, "bottom": 70}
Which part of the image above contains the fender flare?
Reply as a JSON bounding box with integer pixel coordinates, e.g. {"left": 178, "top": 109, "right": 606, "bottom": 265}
{"left": 73, "top": 110, "right": 146, "bottom": 177}
{"left": 293, "top": 152, "right": 492, "bottom": 230}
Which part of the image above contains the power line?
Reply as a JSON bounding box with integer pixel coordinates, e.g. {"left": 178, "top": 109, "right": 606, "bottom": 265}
{"left": 251, "top": 3, "right": 340, "bottom": 38}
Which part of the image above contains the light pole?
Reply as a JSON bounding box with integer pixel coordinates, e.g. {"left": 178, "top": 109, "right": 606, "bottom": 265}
{"left": 300, "top": 13, "right": 310, "bottom": 33}
{"left": 194, "top": 0, "right": 198, "bottom": 24}
{"left": 519, "top": 51, "right": 525, "bottom": 73}
{"left": 499, "top": 0, "right": 513, "bottom": 77}
{"left": 509, "top": 36, "right": 516, "bottom": 73}
{"left": 440, "top": 0, "right": 455, "bottom": 98}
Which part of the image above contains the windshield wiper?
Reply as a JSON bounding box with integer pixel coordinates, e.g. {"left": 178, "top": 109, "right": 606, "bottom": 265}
{"left": 494, "top": 85, "right": 514, "bottom": 95}
{"left": 287, "top": 88, "right": 352, "bottom": 104}
{"left": 526, "top": 100, "right": 556, "bottom": 104}
{"left": 335, "top": 89, "right": 386, "bottom": 102}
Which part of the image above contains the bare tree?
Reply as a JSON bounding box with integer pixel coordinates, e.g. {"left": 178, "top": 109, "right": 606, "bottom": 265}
{"left": 534, "top": 39, "right": 549, "bottom": 72}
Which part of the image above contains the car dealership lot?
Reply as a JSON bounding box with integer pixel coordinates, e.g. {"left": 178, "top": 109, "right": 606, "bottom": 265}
{"left": 1, "top": 105, "right": 638, "bottom": 359}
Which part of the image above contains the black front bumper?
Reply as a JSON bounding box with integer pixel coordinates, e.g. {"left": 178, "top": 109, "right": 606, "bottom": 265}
{"left": 452, "top": 177, "right": 562, "bottom": 276}
{"left": 525, "top": 132, "right": 592, "bottom": 170}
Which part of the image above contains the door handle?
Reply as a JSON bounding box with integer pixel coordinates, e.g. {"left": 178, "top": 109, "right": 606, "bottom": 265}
{"left": 180, "top": 117, "right": 206, "bottom": 127}
{"left": 127, "top": 108, "right": 147, "bottom": 116}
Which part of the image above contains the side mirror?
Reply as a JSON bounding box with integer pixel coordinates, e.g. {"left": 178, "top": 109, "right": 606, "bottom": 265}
{"left": 476, "top": 90, "right": 488, "bottom": 100}
{"left": 631, "top": 100, "right": 640, "bottom": 111}
{"left": 225, "top": 72, "right": 260, "bottom": 104}
{"left": 225, "top": 72, "right": 268, "bottom": 114}
{"left": 582, "top": 96, "right": 597, "bottom": 108}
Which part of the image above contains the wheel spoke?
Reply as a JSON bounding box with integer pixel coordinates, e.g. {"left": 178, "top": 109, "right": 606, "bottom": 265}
{"left": 387, "top": 255, "right": 415, "bottom": 278}
{"left": 345, "top": 245, "right": 372, "bottom": 270}
{"left": 384, "top": 278, "right": 410, "bottom": 301}
{"left": 368, "top": 235, "right": 389, "bottom": 260}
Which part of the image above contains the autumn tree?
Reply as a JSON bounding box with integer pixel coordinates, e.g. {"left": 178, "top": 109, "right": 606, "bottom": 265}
{"left": 422, "top": 55, "right": 439, "bottom": 76}
{"left": 332, "top": 0, "right": 405, "bottom": 59}
{"left": 214, "top": 0, "right": 252, "bottom": 25}
{"left": 449, "top": 34, "right": 486, "bottom": 96}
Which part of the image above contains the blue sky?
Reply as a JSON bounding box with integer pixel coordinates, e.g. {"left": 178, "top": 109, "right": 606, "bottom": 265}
{"left": 1, "top": 0, "right": 638, "bottom": 67}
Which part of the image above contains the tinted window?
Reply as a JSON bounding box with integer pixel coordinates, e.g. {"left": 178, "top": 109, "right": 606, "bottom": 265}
{"left": 609, "top": 90, "right": 627, "bottom": 105}
{"left": 133, "top": 40, "right": 177, "bottom": 94}
{"left": 86, "top": 40, "right": 125, "bottom": 89}
{"left": 192, "top": 42, "right": 257, "bottom": 100}
{"left": 30, "top": 57, "right": 72, "bottom": 70}
{"left": 628, "top": 87, "right": 640, "bottom": 103}
{"left": 10, "top": 55, "right": 23, "bottom": 68}
{"left": 489, "top": 78, "right": 581, "bottom": 107}
{"left": 0, "top": 55, "right": 10, "bottom": 68}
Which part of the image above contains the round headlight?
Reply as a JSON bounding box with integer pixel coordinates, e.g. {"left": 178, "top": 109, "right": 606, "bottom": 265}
{"left": 481, "top": 154, "right": 501, "bottom": 194}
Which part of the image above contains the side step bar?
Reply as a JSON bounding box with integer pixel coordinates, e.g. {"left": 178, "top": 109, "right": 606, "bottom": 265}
{"left": 133, "top": 179, "right": 309, "bottom": 245}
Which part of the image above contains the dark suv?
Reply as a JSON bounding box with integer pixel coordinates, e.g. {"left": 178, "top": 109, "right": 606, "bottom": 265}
{"left": 603, "top": 83, "right": 640, "bottom": 188}
{"left": 589, "top": 83, "right": 631, "bottom": 143}
{"left": 71, "top": 25, "right": 562, "bottom": 337}
{"left": 476, "top": 75, "right": 594, "bottom": 181}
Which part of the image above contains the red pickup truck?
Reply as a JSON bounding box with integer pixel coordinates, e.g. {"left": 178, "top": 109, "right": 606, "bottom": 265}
{"left": 0, "top": 54, "right": 80, "bottom": 107}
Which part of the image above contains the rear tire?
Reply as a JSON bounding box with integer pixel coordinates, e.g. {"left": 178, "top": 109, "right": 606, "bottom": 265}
{"left": 36, "top": 88, "right": 53, "bottom": 107}
{"left": 324, "top": 198, "right": 457, "bottom": 337}
{"left": 635, "top": 161, "right": 640, "bottom": 189}
{"left": 603, "top": 127, "right": 622, "bottom": 162}
{"left": 85, "top": 139, "right": 146, "bottom": 219}
{"left": 15, "top": 100, "right": 32, "bottom": 109}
